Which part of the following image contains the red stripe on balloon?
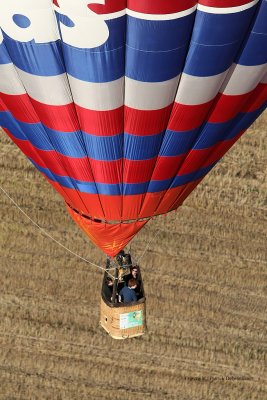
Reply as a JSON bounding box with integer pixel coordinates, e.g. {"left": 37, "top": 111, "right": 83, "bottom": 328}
{"left": 0, "top": 93, "right": 39, "bottom": 123}
{"left": 198, "top": 0, "right": 254, "bottom": 7}
{"left": 122, "top": 193, "right": 145, "bottom": 219}
{"left": 168, "top": 100, "right": 214, "bottom": 131}
{"left": 124, "top": 105, "right": 172, "bottom": 135}
{"left": 77, "top": 105, "right": 173, "bottom": 136}
{"left": 208, "top": 84, "right": 267, "bottom": 123}
{"left": 45, "top": 181, "right": 208, "bottom": 222}
{"left": 75, "top": 104, "right": 123, "bottom": 136}
{"left": 123, "top": 158, "right": 157, "bottom": 183}
{"left": 149, "top": 155, "right": 186, "bottom": 181}
{"left": 5, "top": 130, "right": 124, "bottom": 184}
{"left": 99, "top": 195, "right": 123, "bottom": 220}
{"left": 44, "top": 177, "right": 78, "bottom": 208}
{"left": 0, "top": 92, "right": 81, "bottom": 131}
{"left": 242, "top": 83, "right": 267, "bottom": 113}
{"left": 30, "top": 98, "right": 80, "bottom": 132}
{"left": 46, "top": 153, "right": 94, "bottom": 181}
{"left": 89, "top": 158, "right": 122, "bottom": 184}
{"left": 1, "top": 93, "right": 122, "bottom": 135}
{"left": 127, "top": 0, "right": 196, "bottom": 14}
{"left": 0, "top": 98, "right": 8, "bottom": 112}
{"left": 208, "top": 93, "right": 251, "bottom": 123}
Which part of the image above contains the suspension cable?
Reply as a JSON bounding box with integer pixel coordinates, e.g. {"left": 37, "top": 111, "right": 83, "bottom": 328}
{"left": 0, "top": 183, "right": 168, "bottom": 274}
{"left": 0, "top": 184, "right": 108, "bottom": 273}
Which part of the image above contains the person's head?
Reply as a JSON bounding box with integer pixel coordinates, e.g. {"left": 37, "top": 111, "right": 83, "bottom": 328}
{"left": 131, "top": 267, "right": 138, "bottom": 278}
{"left": 128, "top": 278, "right": 137, "bottom": 289}
{"left": 106, "top": 277, "right": 113, "bottom": 286}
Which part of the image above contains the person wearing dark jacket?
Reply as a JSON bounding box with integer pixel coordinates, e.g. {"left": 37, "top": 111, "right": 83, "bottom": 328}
{"left": 103, "top": 277, "right": 113, "bottom": 302}
{"left": 119, "top": 278, "right": 137, "bottom": 303}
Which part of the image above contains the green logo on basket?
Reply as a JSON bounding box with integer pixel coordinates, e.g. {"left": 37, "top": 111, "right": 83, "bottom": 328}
{"left": 120, "top": 311, "right": 143, "bottom": 329}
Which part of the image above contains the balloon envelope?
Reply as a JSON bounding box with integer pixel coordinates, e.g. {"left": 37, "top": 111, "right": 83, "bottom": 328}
{"left": 0, "top": 0, "right": 266, "bottom": 256}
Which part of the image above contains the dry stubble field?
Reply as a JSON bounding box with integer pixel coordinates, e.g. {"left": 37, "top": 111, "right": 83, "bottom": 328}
{"left": 0, "top": 114, "right": 266, "bottom": 399}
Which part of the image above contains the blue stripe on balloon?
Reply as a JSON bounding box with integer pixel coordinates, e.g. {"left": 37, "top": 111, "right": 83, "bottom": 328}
{"left": 59, "top": 16, "right": 126, "bottom": 82}
{"left": 193, "top": 120, "right": 234, "bottom": 149}
{"left": 2, "top": 33, "right": 65, "bottom": 76}
{"left": 62, "top": 44, "right": 125, "bottom": 82}
{"left": 0, "top": 42, "right": 11, "bottom": 64}
{"left": 127, "top": 163, "right": 214, "bottom": 193}
{"left": 236, "top": 0, "right": 267, "bottom": 67}
{"left": 184, "top": 6, "right": 258, "bottom": 76}
{"left": 253, "top": 0, "right": 267, "bottom": 35}
{"left": 159, "top": 128, "right": 200, "bottom": 157}
{"left": 124, "top": 179, "right": 173, "bottom": 195}
{"left": 192, "top": 8, "right": 257, "bottom": 46}
{"left": 0, "top": 111, "right": 27, "bottom": 140}
{"left": 143, "top": 163, "right": 215, "bottom": 195}
{"left": 77, "top": 181, "right": 122, "bottom": 196}
{"left": 82, "top": 132, "right": 123, "bottom": 160}
{"left": 0, "top": 112, "right": 87, "bottom": 157}
{"left": 125, "top": 13, "right": 195, "bottom": 82}
{"left": 237, "top": 32, "right": 267, "bottom": 66}
{"left": 46, "top": 127, "right": 88, "bottom": 158}
{"left": 225, "top": 103, "right": 267, "bottom": 140}
{"left": 127, "top": 14, "right": 195, "bottom": 52}
{"left": 124, "top": 132, "right": 164, "bottom": 160}
{"left": 125, "top": 44, "right": 188, "bottom": 82}
{"left": 170, "top": 163, "right": 215, "bottom": 189}
{"left": 184, "top": 40, "right": 242, "bottom": 76}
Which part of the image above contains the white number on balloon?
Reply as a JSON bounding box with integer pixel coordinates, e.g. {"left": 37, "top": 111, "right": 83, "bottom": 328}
{"left": 0, "top": 0, "right": 109, "bottom": 48}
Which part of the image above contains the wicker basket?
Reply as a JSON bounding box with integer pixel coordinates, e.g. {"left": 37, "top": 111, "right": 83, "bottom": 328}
{"left": 100, "top": 297, "right": 146, "bottom": 339}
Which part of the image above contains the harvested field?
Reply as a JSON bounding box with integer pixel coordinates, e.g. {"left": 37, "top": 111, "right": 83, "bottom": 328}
{"left": 0, "top": 113, "right": 266, "bottom": 399}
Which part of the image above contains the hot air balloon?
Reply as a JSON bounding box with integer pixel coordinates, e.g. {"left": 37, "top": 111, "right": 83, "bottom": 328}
{"left": 0, "top": 0, "right": 266, "bottom": 338}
